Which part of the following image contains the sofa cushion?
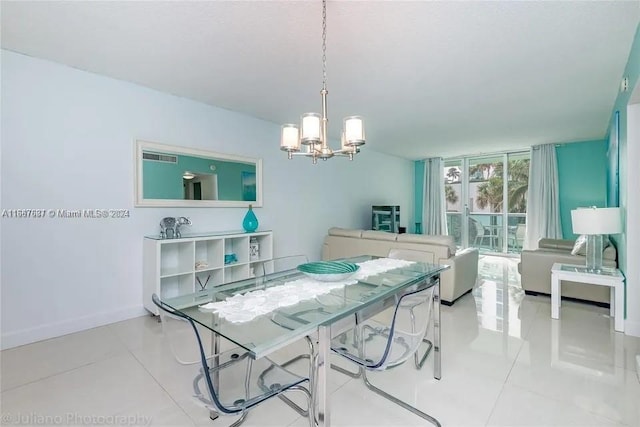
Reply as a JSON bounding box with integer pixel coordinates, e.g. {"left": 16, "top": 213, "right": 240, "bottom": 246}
{"left": 328, "top": 227, "right": 363, "bottom": 238}
{"left": 361, "top": 230, "right": 398, "bottom": 241}
{"left": 571, "top": 235, "right": 587, "bottom": 255}
{"left": 603, "top": 245, "right": 616, "bottom": 260}
{"left": 397, "top": 234, "right": 456, "bottom": 257}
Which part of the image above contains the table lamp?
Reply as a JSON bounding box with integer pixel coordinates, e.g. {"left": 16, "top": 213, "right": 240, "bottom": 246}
{"left": 570, "top": 207, "right": 622, "bottom": 271}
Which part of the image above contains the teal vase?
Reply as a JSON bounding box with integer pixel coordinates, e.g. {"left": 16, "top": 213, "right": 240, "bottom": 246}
{"left": 242, "top": 205, "right": 259, "bottom": 232}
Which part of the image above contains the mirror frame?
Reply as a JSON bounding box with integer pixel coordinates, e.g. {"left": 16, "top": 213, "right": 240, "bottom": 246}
{"left": 134, "top": 140, "right": 263, "bottom": 207}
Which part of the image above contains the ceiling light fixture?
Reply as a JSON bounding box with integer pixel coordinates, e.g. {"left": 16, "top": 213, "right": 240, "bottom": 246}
{"left": 279, "top": 0, "right": 365, "bottom": 164}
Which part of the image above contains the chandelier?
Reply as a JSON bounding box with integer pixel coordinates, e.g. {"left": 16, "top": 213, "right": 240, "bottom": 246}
{"left": 279, "top": 0, "right": 365, "bottom": 163}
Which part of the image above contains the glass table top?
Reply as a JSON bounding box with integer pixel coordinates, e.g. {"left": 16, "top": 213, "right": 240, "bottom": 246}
{"left": 161, "top": 256, "right": 449, "bottom": 358}
{"left": 557, "top": 264, "right": 623, "bottom": 277}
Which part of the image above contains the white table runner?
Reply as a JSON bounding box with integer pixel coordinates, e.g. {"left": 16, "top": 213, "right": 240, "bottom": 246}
{"left": 199, "top": 258, "right": 415, "bottom": 323}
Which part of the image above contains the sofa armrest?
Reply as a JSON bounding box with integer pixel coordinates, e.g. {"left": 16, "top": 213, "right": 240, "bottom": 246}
{"left": 437, "top": 248, "right": 478, "bottom": 302}
{"left": 537, "top": 238, "right": 575, "bottom": 251}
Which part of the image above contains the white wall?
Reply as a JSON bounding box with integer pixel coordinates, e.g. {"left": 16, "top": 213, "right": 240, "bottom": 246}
{"left": 625, "top": 101, "right": 640, "bottom": 337}
{"left": 0, "top": 50, "right": 414, "bottom": 349}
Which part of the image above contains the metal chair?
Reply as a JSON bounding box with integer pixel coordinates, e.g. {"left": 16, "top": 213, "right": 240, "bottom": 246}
{"left": 330, "top": 284, "right": 441, "bottom": 427}
{"left": 472, "top": 220, "right": 499, "bottom": 250}
{"left": 508, "top": 223, "right": 526, "bottom": 251}
{"left": 152, "top": 294, "right": 313, "bottom": 427}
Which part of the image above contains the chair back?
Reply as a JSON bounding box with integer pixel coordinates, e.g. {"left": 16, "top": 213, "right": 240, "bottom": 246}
{"left": 473, "top": 219, "right": 485, "bottom": 235}
{"left": 261, "top": 255, "right": 309, "bottom": 275}
{"left": 515, "top": 223, "right": 526, "bottom": 248}
{"left": 333, "top": 284, "right": 434, "bottom": 370}
{"left": 151, "top": 294, "right": 207, "bottom": 365}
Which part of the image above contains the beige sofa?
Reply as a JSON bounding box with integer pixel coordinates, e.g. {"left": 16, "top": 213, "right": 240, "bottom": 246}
{"left": 321, "top": 228, "right": 479, "bottom": 305}
{"left": 518, "top": 238, "right": 617, "bottom": 305}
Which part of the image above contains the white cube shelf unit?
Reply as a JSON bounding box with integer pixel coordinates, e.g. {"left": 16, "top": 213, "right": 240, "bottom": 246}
{"left": 143, "top": 230, "right": 273, "bottom": 315}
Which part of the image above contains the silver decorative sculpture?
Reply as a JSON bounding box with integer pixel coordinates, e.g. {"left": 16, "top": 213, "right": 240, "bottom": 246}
{"left": 159, "top": 217, "right": 192, "bottom": 239}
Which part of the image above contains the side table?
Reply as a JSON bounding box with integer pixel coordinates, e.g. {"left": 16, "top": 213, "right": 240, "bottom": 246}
{"left": 551, "top": 263, "right": 625, "bottom": 332}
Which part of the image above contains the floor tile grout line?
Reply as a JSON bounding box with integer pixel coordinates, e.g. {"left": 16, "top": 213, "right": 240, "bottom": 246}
{"left": 483, "top": 300, "right": 535, "bottom": 427}
{"left": 0, "top": 348, "right": 130, "bottom": 394}
{"left": 483, "top": 256, "right": 532, "bottom": 427}
{"left": 483, "top": 381, "right": 509, "bottom": 427}
{"left": 1, "top": 323, "right": 132, "bottom": 393}
{"left": 126, "top": 347, "right": 197, "bottom": 426}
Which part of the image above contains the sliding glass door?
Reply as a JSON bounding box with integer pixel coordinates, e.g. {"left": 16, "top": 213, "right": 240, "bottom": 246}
{"left": 445, "top": 152, "right": 529, "bottom": 254}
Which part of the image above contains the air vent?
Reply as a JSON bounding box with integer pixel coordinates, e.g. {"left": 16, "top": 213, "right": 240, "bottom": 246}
{"left": 143, "top": 152, "right": 177, "bottom": 163}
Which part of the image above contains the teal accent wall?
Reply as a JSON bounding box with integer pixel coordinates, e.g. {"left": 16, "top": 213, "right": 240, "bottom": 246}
{"left": 143, "top": 153, "right": 256, "bottom": 201}
{"left": 556, "top": 140, "right": 608, "bottom": 240}
{"left": 414, "top": 160, "right": 425, "bottom": 233}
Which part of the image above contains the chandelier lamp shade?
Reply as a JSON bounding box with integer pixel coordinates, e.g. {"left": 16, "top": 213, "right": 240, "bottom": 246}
{"left": 279, "top": 0, "right": 365, "bottom": 164}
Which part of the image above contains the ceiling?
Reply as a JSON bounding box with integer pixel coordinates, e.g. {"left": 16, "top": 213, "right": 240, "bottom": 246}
{"left": 2, "top": 1, "right": 639, "bottom": 160}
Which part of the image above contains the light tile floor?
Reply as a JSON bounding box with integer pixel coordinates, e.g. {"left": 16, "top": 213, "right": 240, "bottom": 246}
{"left": 2, "top": 255, "right": 639, "bottom": 426}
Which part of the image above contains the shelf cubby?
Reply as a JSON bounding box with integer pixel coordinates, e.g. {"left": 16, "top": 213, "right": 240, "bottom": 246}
{"left": 195, "top": 239, "right": 224, "bottom": 270}
{"left": 160, "top": 241, "right": 194, "bottom": 277}
{"left": 225, "top": 236, "right": 250, "bottom": 264}
{"left": 160, "top": 273, "right": 194, "bottom": 299}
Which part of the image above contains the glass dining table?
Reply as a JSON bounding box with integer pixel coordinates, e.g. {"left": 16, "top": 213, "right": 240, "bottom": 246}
{"left": 159, "top": 256, "right": 448, "bottom": 427}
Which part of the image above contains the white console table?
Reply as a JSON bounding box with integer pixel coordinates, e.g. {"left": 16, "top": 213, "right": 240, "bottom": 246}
{"left": 551, "top": 263, "right": 625, "bottom": 332}
{"left": 143, "top": 230, "right": 273, "bottom": 315}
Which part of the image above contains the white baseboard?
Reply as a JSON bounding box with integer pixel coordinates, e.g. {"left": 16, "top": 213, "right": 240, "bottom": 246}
{"left": 625, "top": 319, "right": 640, "bottom": 338}
{"left": 0, "top": 305, "right": 148, "bottom": 350}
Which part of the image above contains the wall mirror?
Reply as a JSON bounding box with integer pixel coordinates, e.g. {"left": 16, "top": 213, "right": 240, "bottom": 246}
{"left": 135, "top": 140, "right": 263, "bottom": 207}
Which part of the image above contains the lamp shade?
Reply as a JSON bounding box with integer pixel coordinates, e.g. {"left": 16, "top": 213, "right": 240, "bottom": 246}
{"left": 280, "top": 124, "right": 300, "bottom": 151}
{"left": 300, "top": 113, "right": 321, "bottom": 144}
{"left": 571, "top": 207, "right": 622, "bottom": 235}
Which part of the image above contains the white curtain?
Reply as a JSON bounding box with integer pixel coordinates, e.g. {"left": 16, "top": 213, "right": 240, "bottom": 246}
{"left": 422, "top": 157, "right": 448, "bottom": 235}
{"left": 524, "top": 144, "right": 563, "bottom": 249}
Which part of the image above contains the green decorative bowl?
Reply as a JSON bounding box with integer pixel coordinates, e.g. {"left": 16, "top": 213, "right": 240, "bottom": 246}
{"left": 298, "top": 261, "right": 360, "bottom": 282}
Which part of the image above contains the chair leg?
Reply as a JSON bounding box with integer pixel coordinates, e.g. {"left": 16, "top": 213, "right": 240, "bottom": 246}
{"left": 414, "top": 338, "right": 434, "bottom": 369}
{"left": 361, "top": 369, "right": 441, "bottom": 427}
{"left": 275, "top": 384, "right": 313, "bottom": 423}
{"left": 409, "top": 302, "right": 435, "bottom": 370}
{"left": 226, "top": 411, "right": 248, "bottom": 427}
{"left": 279, "top": 336, "right": 361, "bottom": 380}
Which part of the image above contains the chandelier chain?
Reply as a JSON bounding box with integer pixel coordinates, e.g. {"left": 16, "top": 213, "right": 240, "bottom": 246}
{"left": 322, "top": 0, "right": 327, "bottom": 90}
